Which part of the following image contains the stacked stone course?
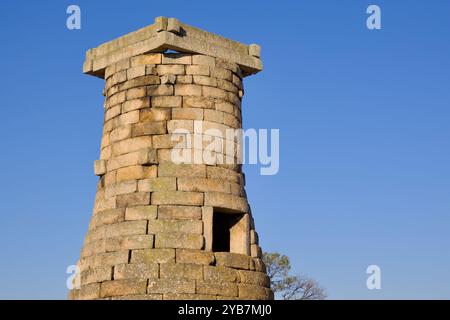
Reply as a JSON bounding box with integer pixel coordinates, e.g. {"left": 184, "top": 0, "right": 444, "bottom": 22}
{"left": 70, "top": 17, "right": 272, "bottom": 300}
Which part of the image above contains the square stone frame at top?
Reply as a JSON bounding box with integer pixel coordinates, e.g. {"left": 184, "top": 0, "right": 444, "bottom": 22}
{"left": 83, "top": 17, "right": 263, "bottom": 79}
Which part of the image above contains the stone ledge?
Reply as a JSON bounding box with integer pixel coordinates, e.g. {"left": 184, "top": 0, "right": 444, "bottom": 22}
{"left": 83, "top": 17, "right": 262, "bottom": 78}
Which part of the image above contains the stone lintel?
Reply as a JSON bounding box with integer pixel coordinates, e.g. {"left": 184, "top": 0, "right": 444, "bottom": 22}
{"left": 83, "top": 17, "right": 263, "bottom": 78}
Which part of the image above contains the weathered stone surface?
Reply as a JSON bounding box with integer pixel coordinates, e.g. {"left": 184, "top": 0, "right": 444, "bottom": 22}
{"left": 116, "top": 165, "right": 156, "bottom": 182}
{"left": 90, "top": 208, "right": 125, "bottom": 229}
{"left": 204, "top": 266, "right": 238, "bottom": 283}
{"left": 138, "top": 177, "right": 176, "bottom": 192}
{"left": 249, "top": 44, "right": 261, "bottom": 58}
{"left": 131, "top": 121, "right": 166, "bottom": 136}
{"left": 127, "top": 66, "right": 146, "bottom": 80}
{"left": 250, "top": 229, "right": 258, "bottom": 245}
{"left": 147, "top": 84, "right": 174, "bottom": 96}
{"left": 223, "top": 113, "right": 240, "bottom": 128}
{"left": 206, "top": 166, "right": 240, "bottom": 183}
{"left": 192, "top": 55, "right": 216, "bottom": 67}
{"left": 148, "top": 220, "right": 203, "bottom": 234}
{"left": 122, "top": 98, "right": 150, "bottom": 113}
{"left": 176, "top": 249, "right": 215, "bottom": 265}
{"left": 238, "top": 270, "right": 270, "bottom": 287}
{"left": 253, "top": 258, "right": 267, "bottom": 273}
{"left": 204, "top": 192, "right": 248, "bottom": 213}
{"left": 202, "top": 86, "right": 228, "bottom": 99}
{"left": 145, "top": 64, "right": 157, "bottom": 75}
{"left": 215, "top": 252, "right": 251, "bottom": 270}
{"left": 111, "top": 294, "right": 163, "bottom": 300}
{"left": 151, "top": 191, "right": 203, "bottom": 206}
{"left": 202, "top": 206, "right": 213, "bottom": 251}
{"left": 152, "top": 134, "right": 186, "bottom": 149}
{"left": 116, "top": 192, "right": 151, "bottom": 207}
{"left": 81, "top": 266, "right": 112, "bottom": 285}
{"left": 167, "top": 119, "right": 194, "bottom": 133}
{"left": 131, "top": 53, "right": 162, "bottom": 66}
{"left": 79, "top": 251, "right": 129, "bottom": 270}
{"left": 148, "top": 278, "right": 195, "bottom": 294}
{"left": 111, "top": 70, "right": 127, "bottom": 85}
{"left": 176, "top": 75, "right": 193, "bottom": 84}
{"left": 151, "top": 96, "right": 182, "bottom": 108}
{"left": 100, "top": 145, "right": 112, "bottom": 160}
{"left": 160, "top": 263, "right": 203, "bottom": 280}
{"left": 105, "top": 234, "right": 154, "bottom": 251}
{"left": 114, "top": 263, "right": 158, "bottom": 280}
{"left": 105, "top": 105, "right": 121, "bottom": 122}
{"left": 78, "top": 283, "right": 101, "bottom": 300}
{"left": 101, "top": 279, "right": 147, "bottom": 297}
{"left": 131, "top": 248, "right": 175, "bottom": 264}
{"left": 68, "top": 289, "right": 80, "bottom": 300}
{"left": 250, "top": 244, "right": 262, "bottom": 258}
{"left": 107, "top": 152, "right": 139, "bottom": 171}
{"left": 104, "top": 180, "right": 137, "bottom": 198}
{"left": 196, "top": 280, "right": 237, "bottom": 297}
{"left": 125, "top": 205, "right": 157, "bottom": 220}
{"left": 103, "top": 220, "right": 148, "bottom": 238}
{"left": 94, "top": 160, "right": 107, "bottom": 176}
{"left": 163, "top": 293, "right": 216, "bottom": 300}
{"left": 217, "top": 78, "right": 238, "bottom": 94}
{"left": 160, "top": 74, "right": 176, "bottom": 85}
{"left": 155, "top": 233, "right": 204, "bottom": 249}
{"left": 112, "top": 136, "right": 152, "bottom": 156}
{"left": 174, "top": 84, "right": 202, "bottom": 97}
{"left": 162, "top": 53, "right": 192, "bottom": 65}
{"left": 156, "top": 149, "right": 175, "bottom": 163}
{"left": 110, "top": 126, "right": 132, "bottom": 143}
{"left": 249, "top": 257, "right": 256, "bottom": 271}
{"left": 157, "top": 65, "right": 185, "bottom": 75}
{"left": 140, "top": 107, "right": 171, "bottom": 122}
{"left": 158, "top": 163, "right": 206, "bottom": 178}
{"left": 101, "top": 135, "right": 110, "bottom": 151}
{"left": 186, "top": 65, "right": 209, "bottom": 76}
{"left": 204, "top": 109, "right": 224, "bottom": 123}
{"left": 84, "top": 231, "right": 107, "bottom": 248}
{"left": 158, "top": 205, "right": 202, "bottom": 220}
{"left": 93, "top": 196, "right": 116, "bottom": 214}
{"left": 137, "top": 148, "right": 158, "bottom": 165}
{"left": 107, "top": 91, "right": 126, "bottom": 108}
{"left": 229, "top": 214, "right": 250, "bottom": 256}
{"left": 238, "top": 284, "right": 271, "bottom": 300}
{"left": 183, "top": 96, "right": 214, "bottom": 109}
{"left": 193, "top": 75, "right": 217, "bottom": 87}
{"left": 178, "top": 178, "right": 230, "bottom": 193}
{"left": 114, "top": 60, "right": 129, "bottom": 73}
{"left": 210, "top": 66, "right": 232, "bottom": 81}
{"left": 126, "top": 87, "right": 147, "bottom": 100}
{"left": 120, "top": 75, "right": 160, "bottom": 90}
{"left": 232, "top": 74, "right": 243, "bottom": 90}
{"left": 172, "top": 108, "right": 203, "bottom": 120}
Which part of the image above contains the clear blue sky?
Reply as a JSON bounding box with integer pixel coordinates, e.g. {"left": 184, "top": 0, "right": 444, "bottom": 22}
{"left": 0, "top": 0, "right": 449, "bottom": 299}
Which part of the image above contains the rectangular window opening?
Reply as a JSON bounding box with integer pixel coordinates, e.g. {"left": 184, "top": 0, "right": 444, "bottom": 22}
{"left": 212, "top": 210, "right": 245, "bottom": 253}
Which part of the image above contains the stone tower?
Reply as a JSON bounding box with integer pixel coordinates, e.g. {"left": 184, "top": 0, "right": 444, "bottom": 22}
{"left": 69, "top": 17, "right": 272, "bottom": 300}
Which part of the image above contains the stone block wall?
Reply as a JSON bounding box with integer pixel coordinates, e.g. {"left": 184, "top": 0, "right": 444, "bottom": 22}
{"left": 69, "top": 52, "right": 272, "bottom": 300}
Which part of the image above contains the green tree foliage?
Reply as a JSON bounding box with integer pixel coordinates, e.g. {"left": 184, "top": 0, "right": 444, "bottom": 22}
{"left": 263, "top": 252, "right": 327, "bottom": 300}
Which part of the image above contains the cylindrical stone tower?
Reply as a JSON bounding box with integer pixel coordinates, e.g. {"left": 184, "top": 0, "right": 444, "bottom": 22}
{"left": 69, "top": 17, "right": 272, "bottom": 300}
